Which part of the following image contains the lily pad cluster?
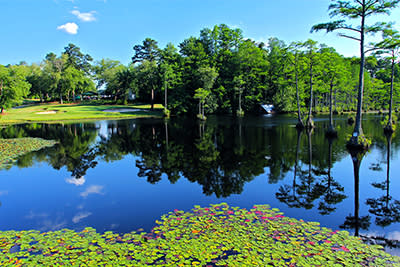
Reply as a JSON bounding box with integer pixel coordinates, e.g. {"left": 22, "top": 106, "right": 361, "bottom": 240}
{"left": 0, "top": 204, "right": 399, "bottom": 266}
{"left": 0, "top": 138, "right": 57, "bottom": 169}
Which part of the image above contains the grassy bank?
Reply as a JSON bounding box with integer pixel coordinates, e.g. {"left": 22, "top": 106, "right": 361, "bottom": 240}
{"left": 0, "top": 204, "right": 398, "bottom": 266}
{"left": 0, "top": 103, "right": 164, "bottom": 125}
{"left": 0, "top": 138, "right": 57, "bottom": 169}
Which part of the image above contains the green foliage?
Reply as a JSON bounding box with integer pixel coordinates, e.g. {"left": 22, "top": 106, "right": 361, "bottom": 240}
{"left": 0, "top": 65, "right": 31, "bottom": 111}
{"left": 4, "top": 23, "right": 400, "bottom": 117}
{"left": 163, "top": 108, "right": 170, "bottom": 118}
{"left": 381, "top": 114, "right": 398, "bottom": 131}
{"left": 0, "top": 204, "right": 398, "bottom": 266}
{"left": 346, "top": 134, "right": 372, "bottom": 148}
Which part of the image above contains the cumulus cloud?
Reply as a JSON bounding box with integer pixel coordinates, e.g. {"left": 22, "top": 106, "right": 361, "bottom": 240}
{"left": 57, "top": 22, "right": 78, "bottom": 34}
{"left": 72, "top": 211, "right": 92, "bottom": 223}
{"left": 71, "top": 10, "right": 96, "bottom": 22}
{"left": 80, "top": 185, "right": 104, "bottom": 198}
{"left": 66, "top": 176, "right": 86, "bottom": 186}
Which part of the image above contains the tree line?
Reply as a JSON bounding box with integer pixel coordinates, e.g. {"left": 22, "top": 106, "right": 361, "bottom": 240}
{"left": 1, "top": 3, "right": 400, "bottom": 123}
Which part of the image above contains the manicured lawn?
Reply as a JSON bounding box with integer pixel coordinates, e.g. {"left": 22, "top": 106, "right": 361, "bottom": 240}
{"left": 0, "top": 138, "right": 57, "bottom": 169}
{"left": 0, "top": 103, "right": 164, "bottom": 125}
{"left": 0, "top": 204, "right": 398, "bottom": 266}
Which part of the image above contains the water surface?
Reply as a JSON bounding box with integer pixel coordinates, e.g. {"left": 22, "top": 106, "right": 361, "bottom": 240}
{"left": 1, "top": 114, "right": 399, "bottom": 255}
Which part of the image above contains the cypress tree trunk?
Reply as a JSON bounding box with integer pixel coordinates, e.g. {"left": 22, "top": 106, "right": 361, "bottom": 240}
{"left": 60, "top": 89, "right": 63, "bottom": 104}
{"left": 151, "top": 88, "right": 154, "bottom": 110}
{"left": 295, "top": 57, "right": 304, "bottom": 129}
{"left": 327, "top": 79, "right": 337, "bottom": 136}
{"left": 239, "top": 91, "right": 242, "bottom": 113}
{"left": 306, "top": 54, "right": 314, "bottom": 129}
{"left": 202, "top": 101, "right": 205, "bottom": 120}
{"left": 164, "top": 78, "right": 167, "bottom": 110}
{"left": 386, "top": 51, "right": 395, "bottom": 132}
{"left": 353, "top": 12, "right": 365, "bottom": 140}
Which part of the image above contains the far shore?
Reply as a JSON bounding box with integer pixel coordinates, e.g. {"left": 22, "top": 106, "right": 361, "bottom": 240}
{"left": 0, "top": 102, "right": 164, "bottom": 125}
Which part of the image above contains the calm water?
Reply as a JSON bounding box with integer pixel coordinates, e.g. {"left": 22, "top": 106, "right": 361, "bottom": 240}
{"left": 1, "top": 115, "right": 400, "bottom": 255}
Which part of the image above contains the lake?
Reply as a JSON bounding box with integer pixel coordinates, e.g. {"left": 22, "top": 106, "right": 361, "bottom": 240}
{"left": 1, "top": 114, "right": 399, "bottom": 256}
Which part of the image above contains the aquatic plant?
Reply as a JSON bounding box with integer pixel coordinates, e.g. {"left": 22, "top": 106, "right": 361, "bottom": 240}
{"left": 0, "top": 204, "right": 398, "bottom": 266}
{"left": 0, "top": 138, "right": 57, "bottom": 169}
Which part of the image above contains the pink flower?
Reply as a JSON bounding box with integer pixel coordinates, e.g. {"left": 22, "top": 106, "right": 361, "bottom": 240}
{"left": 341, "top": 246, "right": 350, "bottom": 252}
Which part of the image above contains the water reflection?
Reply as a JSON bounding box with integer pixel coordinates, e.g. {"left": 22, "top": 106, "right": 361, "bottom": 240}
{"left": 340, "top": 149, "right": 371, "bottom": 236}
{"left": 366, "top": 133, "right": 400, "bottom": 227}
{"left": 1, "top": 115, "right": 400, "bottom": 253}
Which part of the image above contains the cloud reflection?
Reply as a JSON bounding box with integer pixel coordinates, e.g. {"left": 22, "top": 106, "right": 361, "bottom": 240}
{"left": 66, "top": 176, "right": 86, "bottom": 186}
{"left": 80, "top": 185, "right": 104, "bottom": 198}
{"left": 72, "top": 212, "right": 92, "bottom": 223}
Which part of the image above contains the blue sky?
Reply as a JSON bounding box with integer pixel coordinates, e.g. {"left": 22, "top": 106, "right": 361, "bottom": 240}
{"left": 1, "top": 0, "right": 399, "bottom": 65}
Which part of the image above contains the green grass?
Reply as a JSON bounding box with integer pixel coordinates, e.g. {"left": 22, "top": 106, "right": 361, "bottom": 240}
{"left": 0, "top": 103, "right": 164, "bottom": 125}
{"left": 0, "top": 138, "right": 57, "bottom": 169}
{"left": 0, "top": 204, "right": 398, "bottom": 266}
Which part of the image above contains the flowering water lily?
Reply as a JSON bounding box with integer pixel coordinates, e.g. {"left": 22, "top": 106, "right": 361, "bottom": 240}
{"left": 0, "top": 203, "right": 398, "bottom": 266}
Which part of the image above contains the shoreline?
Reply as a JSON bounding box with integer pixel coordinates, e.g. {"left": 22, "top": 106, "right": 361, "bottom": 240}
{"left": 0, "top": 103, "right": 164, "bottom": 125}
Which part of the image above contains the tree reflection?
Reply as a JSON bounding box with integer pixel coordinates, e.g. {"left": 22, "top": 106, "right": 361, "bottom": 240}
{"left": 340, "top": 149, "right": 370, "bottom": 236}
{"left": 314, "top": 136, "right": 346, "bottom": 215}
{"left": 276, "top": 128, "right": 306, "bottom": 208}
{"left": 276, "top": 128, "right": 326, "bottom": 210}
{"left": 366, "top": 132, "right": 400, "bottom": 227}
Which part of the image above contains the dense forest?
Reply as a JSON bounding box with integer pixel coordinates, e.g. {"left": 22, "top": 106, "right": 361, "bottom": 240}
{"left": 1, "top": 27, "right": 399, "bottom": 116}
{"left": 1, "top": 2, "right": 400, "bottom": 119}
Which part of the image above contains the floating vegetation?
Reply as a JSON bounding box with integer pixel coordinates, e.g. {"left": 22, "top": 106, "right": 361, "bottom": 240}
{"left": 0, "top": 138, "right": 57, "bottom": 169}
{"left": 0, "top": 204, "right": 399, "bottom": 266}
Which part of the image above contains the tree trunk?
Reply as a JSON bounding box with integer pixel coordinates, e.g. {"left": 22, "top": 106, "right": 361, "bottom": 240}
{"left": 334, "top": 87, "right": 337, "bottom": 111}
{"left": 0, "top": 107, "right": 3, "bottom": 114}
{"left": 202, "top": 101, "right": 205, "bottom": 120}
{"left": 306, "top": 53, "right": 314, "bottom": 128}
{"left": 327, "top": 79, "right": 336, "bottom": 135}
{"left": 295, "top": 59, "right": 304, "bottom": 129}
{"left": 164, "top": 78, "right": 168, "bottom": 110}
{"left": 386, "top": 51, "right": 395, "bottom": 132}
{"left": 353, "top": 13, "right": 365, "bottom": 139}
{"left": 151, "top": 88, "right": 154, "bottom": 110}
{"left": 239, "top": 92, "right": 242, "bottom": 113}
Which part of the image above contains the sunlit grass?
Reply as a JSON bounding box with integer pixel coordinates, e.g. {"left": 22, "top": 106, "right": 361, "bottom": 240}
{"left": 0, "top": 103, "right": 164, "bottom": 125}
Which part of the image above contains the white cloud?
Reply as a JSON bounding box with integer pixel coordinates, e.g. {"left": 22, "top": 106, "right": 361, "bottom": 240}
{"left": 80, "top": 185, "right": 104, "bottom": 198}
{"left": 0, "top": 191, "right": 8, "bottom": 196}
{"left": 72, "top": 211, "right": 92, "bottom": 223}
{"left": 388, "top": 231, "right": 400, "bottom": 240}
{"left": 57, "top": 22, "right": 78, "bottom": 34}
{"left": 71, "top": 10, "right": 96, "bottom": 22}
{"left": 66, "top": 176, "right": 86, "bottom": 186}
